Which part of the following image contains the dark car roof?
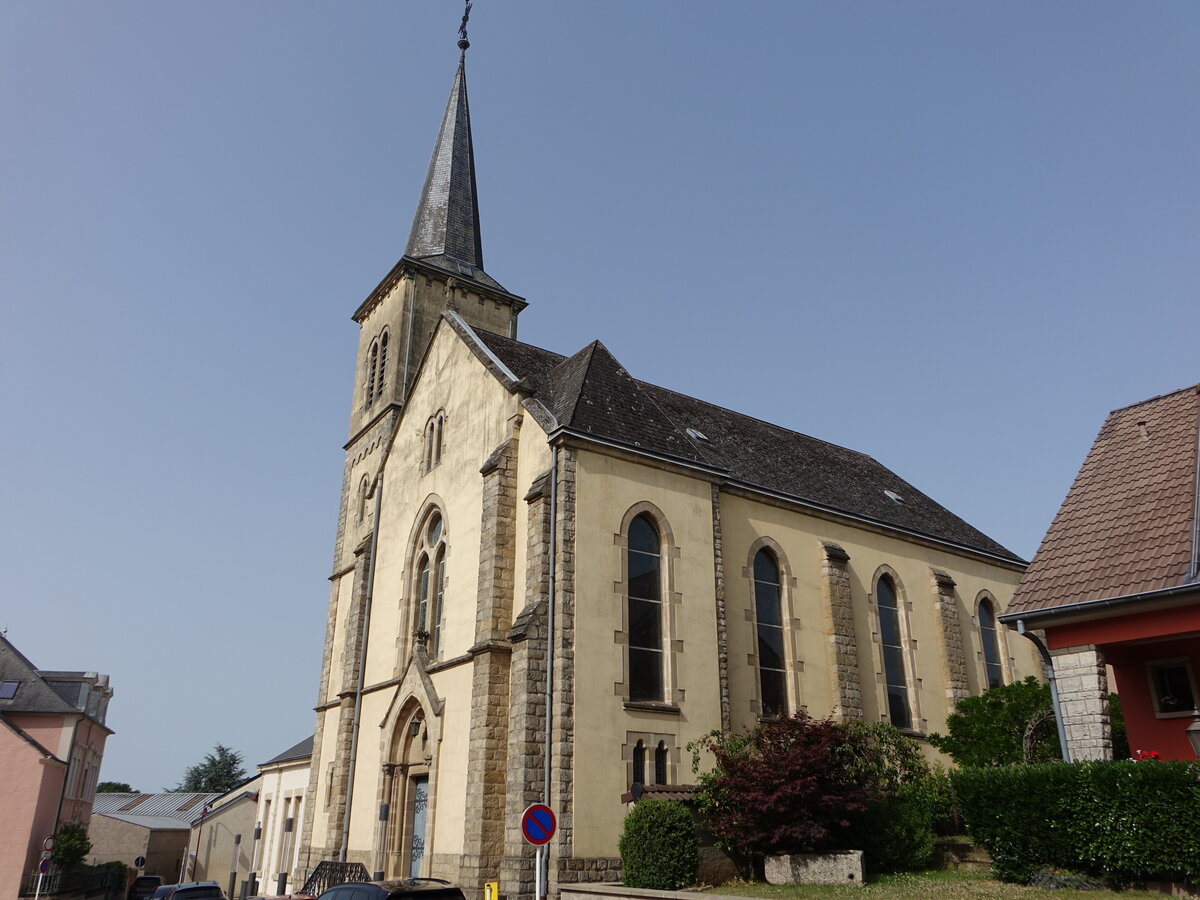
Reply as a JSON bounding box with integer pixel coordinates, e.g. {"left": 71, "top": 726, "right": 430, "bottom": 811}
{"left": 318, "top": 881, "right": 464, "bottom": 900}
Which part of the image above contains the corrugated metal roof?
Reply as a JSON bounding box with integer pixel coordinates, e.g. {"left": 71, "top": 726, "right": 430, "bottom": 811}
{"left": 92, "top": 792, "right": 223, "bottom": 820}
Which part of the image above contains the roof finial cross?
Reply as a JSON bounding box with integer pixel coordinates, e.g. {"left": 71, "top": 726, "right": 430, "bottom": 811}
{"left": 458, "top": 1, "right": 473, "bottom": 51}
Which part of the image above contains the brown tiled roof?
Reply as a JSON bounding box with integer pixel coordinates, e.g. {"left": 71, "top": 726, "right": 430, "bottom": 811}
{"left": 467, "top": 326, "right": 1022, "bottom": 563}
{"left": 1006, "top": 384, "right": 1200, "bottom": 616}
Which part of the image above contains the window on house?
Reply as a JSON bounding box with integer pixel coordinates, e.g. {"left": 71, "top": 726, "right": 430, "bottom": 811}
{"left": 1147, "top": 660, "right": 1197, "bottom": 716}
{"left": 753, "top": 548, "right": 786, "bottom": 717}
{"left": 877, "top": 574, "right": 912, "bottom": 729}
{"left": 413, "top": 511, "right": 447, "bottom": 656}
{"left": 0, "top": 681, "right": 18, "bottom": 699}
{"left": 654, "top": 741, "right": 668, "bottom": 785}
{"left": 627, "top": 514, "right": 663, "bottom": 702}
{"left": 978, "top": 597, "right": 1004, "bottom": 689}
{"left": 632, "top": 740, "right": 645, "bottom": 786}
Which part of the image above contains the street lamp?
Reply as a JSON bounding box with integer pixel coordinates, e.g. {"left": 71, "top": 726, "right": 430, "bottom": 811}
{"left": 1186, "top": 713, "right": 1200, "bottom": 758}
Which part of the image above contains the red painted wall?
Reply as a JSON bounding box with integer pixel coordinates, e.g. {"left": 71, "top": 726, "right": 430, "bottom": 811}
{"left": 1045, "top": 604, "right": 1200, "bottom": 761}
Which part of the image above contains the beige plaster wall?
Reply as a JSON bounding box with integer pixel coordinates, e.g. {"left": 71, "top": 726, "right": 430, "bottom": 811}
{"left": 571, "top": 450, "right": 723, "bottom": 859}
{"left": 257, "top": 760, "right": 310, "bottom": 892}
{"left": 718, "top": 492, "right": 1035, "bottom": 736}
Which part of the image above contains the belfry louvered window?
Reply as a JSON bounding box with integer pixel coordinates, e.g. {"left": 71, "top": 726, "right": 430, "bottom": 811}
{"left": 365, "top": 340, "right": 379, "bottom": 407}
{"left": 754, "top": 549, "right": 786, "bottom": 717}
{"left": 627, "top": 514, "right": 663, "bottom": 702}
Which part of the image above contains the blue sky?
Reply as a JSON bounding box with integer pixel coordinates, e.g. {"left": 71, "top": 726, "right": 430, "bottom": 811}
{"left": 2, "top": 2, "right": 1197, "bottom": 794}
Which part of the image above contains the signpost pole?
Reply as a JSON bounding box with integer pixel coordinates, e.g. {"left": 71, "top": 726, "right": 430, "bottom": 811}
{"left": 534, "top": 846, "right": 543, "bottom": 900}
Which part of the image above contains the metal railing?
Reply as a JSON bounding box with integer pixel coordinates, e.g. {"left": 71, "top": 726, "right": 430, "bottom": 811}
{"left": 299, "top": 862, "right": 371, "bottom": 897}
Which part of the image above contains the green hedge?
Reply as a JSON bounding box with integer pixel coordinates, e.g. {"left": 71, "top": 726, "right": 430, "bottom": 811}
{"left": 952, "top": 761, "right": 1200, "bottom": 885}
{"left": 619, "top": 798, "right": 699, "bottom": 890}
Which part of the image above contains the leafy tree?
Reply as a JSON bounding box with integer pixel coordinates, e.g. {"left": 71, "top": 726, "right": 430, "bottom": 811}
{"left": 172, "top": 744, "right": 247, "bottom": 793}
{"left": 51, "top": 821, "right": 91, "bottom": 869}
{"left": 690, "top": 711, "right": 880, "bottom": 862}
{"left": 927, "top": 676, "right": 1061, "bottom": 766}
{"left": 96, "top": 781, "right": 135, "bottom": 793}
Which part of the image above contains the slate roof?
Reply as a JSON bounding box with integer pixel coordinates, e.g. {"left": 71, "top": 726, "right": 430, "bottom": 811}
{"left": 466, "top": 325, "right": 1022, "bottom": 563}
{"left": 1005, "top": 383, "right": 1200, "bottom": 617}
{"left": 403, "top": 49, "right": 506, "bottom": 293}
{"left": 0, "top": 634, "right": 87, "bottom": 717}
{"left": 259, "top": 735, "right": 313, "bottom": 767}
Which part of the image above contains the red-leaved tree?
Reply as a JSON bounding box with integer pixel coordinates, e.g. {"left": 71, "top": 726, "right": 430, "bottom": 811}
{"left": 691, "top": 711, "right": 881, "bottom": 862}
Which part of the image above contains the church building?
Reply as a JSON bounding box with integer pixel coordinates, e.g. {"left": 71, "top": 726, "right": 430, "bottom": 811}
{"left": 298, "top": 27, "right": 1042, "bottom": 898}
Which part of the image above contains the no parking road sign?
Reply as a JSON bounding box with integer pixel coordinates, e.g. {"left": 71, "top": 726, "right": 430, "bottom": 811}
{"left": 520, "top": 803, "right": 556, "bottom": 846}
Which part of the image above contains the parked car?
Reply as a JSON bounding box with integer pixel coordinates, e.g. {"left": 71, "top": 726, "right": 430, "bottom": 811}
{"left": 130, "top": 876, "right": 163, "bottom": 900}
{"left": 148, "top": 886, "right": 174, "bottom": 900}
{"left": 166, "top": 882, "right": 226, "bottom": 900}
{"left": 316, "top": 880, "right": 465, "bottom": 900}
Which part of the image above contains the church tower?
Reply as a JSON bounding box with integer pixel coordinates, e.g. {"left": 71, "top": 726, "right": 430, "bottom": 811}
{"left": 345, "top": 34, "right": 526, "bottom": 449}
{"left": 304, "top": 26, "right": 525, "bottom": 870}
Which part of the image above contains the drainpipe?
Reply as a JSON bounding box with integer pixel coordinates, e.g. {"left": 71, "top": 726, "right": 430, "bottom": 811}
{"left": 540, "top": 445, "right": 559, "bottom": 898}
{"left": 1014, "top": 620, "right": 1071, "bottom": 763}
{"left": 341, "top": 474, "right": 386, "bottom": 859}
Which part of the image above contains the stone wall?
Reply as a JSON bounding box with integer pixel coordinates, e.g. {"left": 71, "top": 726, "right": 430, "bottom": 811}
{"left": 1052, "top": 645, "right": 1112, "bottom": 761}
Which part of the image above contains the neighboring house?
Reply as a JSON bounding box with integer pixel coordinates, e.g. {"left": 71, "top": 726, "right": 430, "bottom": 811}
{"left": 188, "top": 776, "right": 262, "bottom": 892}
{"left": 251, "top": 737, "right": 311, "bottom": 896}
{"left": 1002, "top": 383, "right": 1200, "bottom": 761}
{"left": 298, "top": 34, "right": 1043, "bottom": 900}
{"left": 0, "top": 633, "right": 113, "bottom": 899}
{"left": 90, "top": 792, "right": 221, "bottom": 879}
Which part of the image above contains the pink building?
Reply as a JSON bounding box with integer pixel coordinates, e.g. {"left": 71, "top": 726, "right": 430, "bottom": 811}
{"left": 0, "top": 634, "right": 113, "bottom": 898}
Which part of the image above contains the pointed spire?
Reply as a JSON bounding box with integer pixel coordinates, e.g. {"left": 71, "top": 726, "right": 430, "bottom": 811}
{"left": 404, "top": 43, "right": 485, "bottom": 275}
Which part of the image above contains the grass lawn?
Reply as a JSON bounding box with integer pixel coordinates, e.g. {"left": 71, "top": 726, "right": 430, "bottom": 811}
{"left": 706, "top": 870, "right": 1173, "bottom": 900}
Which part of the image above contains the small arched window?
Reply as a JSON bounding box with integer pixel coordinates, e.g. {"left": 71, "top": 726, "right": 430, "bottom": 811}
{"left": 876, "top": 574, "right": 911, "bottom": 729}
{"left": 413, "top": 511, "right": 447, "bottom": 656}
{"left": 979, "top": 598, "right": 1004, "bottom": 690}
{"left": 654, "top": 741, "right": 668, "bottom": 785}
{"left": 627, "top": 514, "right": 663, "bottom": 702}
{"left": 356, "top": 475, "right": 370, "bottom": 523}
{"left": 422, "top": 412, "right": 445, "bottom": 473}
{"left": 753, "top": 548, "right": 786, "bottom": 717}
{"left": 632, "top": 740, "right": 645, "bottom": 787}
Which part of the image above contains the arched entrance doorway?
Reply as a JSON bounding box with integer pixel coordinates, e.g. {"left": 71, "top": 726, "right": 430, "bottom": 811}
{"left": 382, "top": 704, "right": 431, "bottom": 879}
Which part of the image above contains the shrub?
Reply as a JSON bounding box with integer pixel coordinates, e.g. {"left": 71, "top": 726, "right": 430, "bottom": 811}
{"left": 953, "top": 760, "right": 1200, "bottom": 885}
{"left": 928, "top": 677, "right": 1060, "bottom": 766}
{"left": 691, "top": 712, "right": 878, "bottom": 860}
{"left": 51, "top": 821, "right": 91, "bottom": 870}
{"left": 619, "top": 798, "right": 699, "bottom": 890}
{"left": 834, "top": 722, "right": 937, "bottom": 873}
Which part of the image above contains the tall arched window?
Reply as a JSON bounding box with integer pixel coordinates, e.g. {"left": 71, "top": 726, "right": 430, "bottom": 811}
{"left": 979, "top": 597, "right": 1004, "bottom": 689}
{"left": 413, "top": 512, "right": 446, "bottom": 656}
{"left": 876, "top": 574, "right": 911, "bottom": 729}
{"left": 654, "top": 741, "right": 668, "bottom": 785}
{"left": 753, "top": 548, "right": 786, "bottom": 717}
{"left": 627, "top": 514, "right": 663, "bottom": 702}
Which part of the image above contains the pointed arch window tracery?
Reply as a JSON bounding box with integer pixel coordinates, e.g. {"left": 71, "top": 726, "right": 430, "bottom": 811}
{"left": 412, "top": 509, "right": 447, "bottom": 657}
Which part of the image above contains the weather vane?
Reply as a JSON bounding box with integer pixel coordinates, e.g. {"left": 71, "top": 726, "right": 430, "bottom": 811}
{"left": 458, "top": 1, "right": 473, "bottom": 50}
